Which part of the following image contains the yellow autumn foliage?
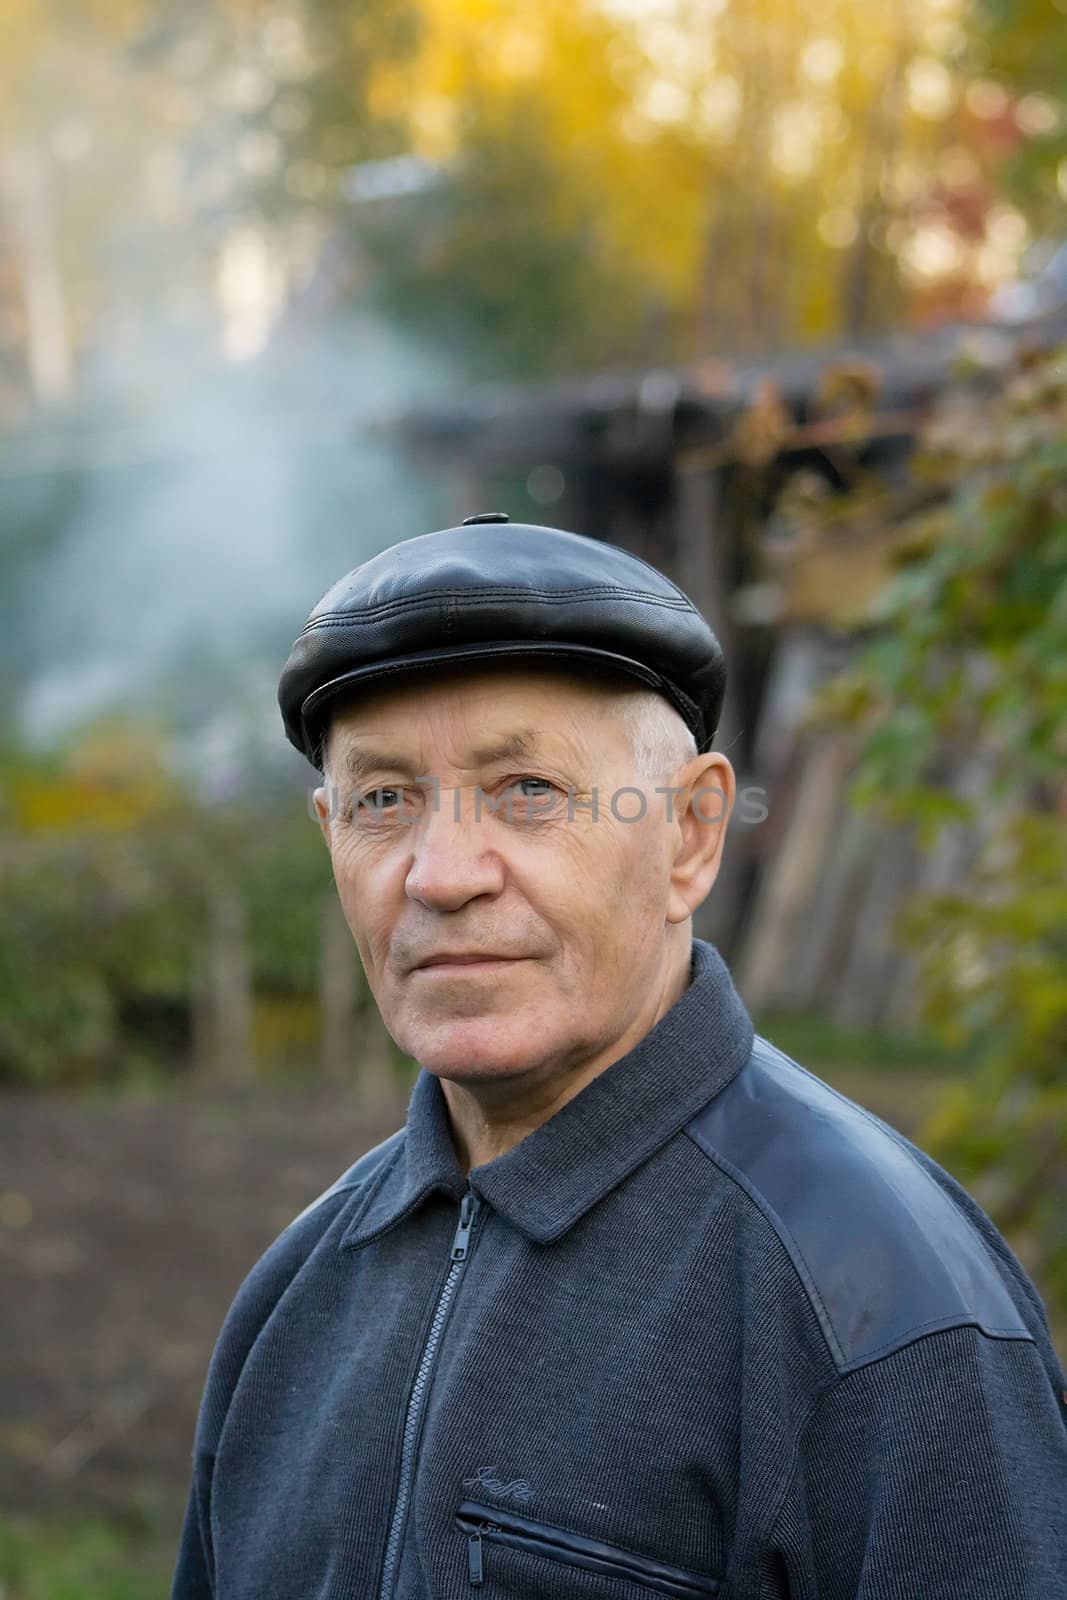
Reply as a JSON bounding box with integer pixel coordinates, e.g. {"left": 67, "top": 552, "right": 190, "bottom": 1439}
{"left": 364, "top": 0, "right": 974, "bottom": 347}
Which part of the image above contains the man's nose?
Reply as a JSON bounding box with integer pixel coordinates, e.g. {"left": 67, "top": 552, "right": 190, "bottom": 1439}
{"left": 403, "top": 785, "right": 506, "bottom": 911}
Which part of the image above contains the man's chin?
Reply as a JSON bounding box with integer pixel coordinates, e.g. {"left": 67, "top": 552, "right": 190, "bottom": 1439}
{"left": 401, "top": 1021, "right": 552, "bottom": 1083}
{"left": 418, "top": 1049, "right": 544, "bottom": 1084}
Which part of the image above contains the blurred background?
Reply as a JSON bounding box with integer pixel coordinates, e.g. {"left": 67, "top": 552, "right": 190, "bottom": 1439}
{"left": 1, "top": 0, "right": 1065, "bottom": 1591}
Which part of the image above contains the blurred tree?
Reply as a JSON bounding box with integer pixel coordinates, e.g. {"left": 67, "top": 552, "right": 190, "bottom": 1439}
{"left": 973, "top": 0, "right": 1067, "bottom": 229}
{"left": 319, "top": 0, "right": 692, "bottom": 376}
{"left": 2, "top": 0, "right": 1065, "bottom": 394}
{"left": 356, "top": 89, "right": 661, "bottom": 377}
{"left": 352, "top": 0, "right": 1064, "bottom": 366}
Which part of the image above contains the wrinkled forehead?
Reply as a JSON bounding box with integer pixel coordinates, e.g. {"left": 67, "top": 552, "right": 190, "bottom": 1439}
{"left": 324, "top": 657, "right": 639, "bottom": 769}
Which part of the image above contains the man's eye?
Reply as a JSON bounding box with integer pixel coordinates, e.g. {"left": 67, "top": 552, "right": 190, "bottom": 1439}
{"left": 504, "top": 776, "right": 560, "bottom": 813}
{"left": 359, "top": 787, "right": 403, "bottom": 813}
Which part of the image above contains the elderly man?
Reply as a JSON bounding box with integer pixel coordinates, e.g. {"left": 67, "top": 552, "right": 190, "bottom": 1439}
{"left": 172, "top": 515, "right": 1067, "bottom": 1600}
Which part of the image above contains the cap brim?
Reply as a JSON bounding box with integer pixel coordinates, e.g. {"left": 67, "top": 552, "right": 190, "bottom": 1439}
{"left": 300, "top": 640, "right": 704, "bottom": 769}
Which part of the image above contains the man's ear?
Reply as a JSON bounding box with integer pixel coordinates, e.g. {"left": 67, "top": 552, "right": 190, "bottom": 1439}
{"left": 313, "top": 723, "right": 334, "bottom": 848}
{"left": 666, "top": 753, "right": 735, "bottom": 924}
{"left": 312, "top": 783, "right": 333, "bottom": 849}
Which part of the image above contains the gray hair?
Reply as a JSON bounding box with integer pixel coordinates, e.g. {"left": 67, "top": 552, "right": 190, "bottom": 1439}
{"left": 614, "top": 687, "right": 698, "bottom": 781}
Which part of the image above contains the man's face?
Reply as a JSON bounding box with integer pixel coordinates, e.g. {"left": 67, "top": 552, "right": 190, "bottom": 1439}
{"left": 313, "top": 664, "right": 730, "bottom": 1087}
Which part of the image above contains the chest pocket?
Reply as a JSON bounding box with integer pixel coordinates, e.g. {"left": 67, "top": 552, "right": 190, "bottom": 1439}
{"left": 456, "top": 1501, "right": 722, "bottom": 1599}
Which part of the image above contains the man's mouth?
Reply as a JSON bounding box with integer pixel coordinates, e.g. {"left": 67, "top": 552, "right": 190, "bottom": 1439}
{"left": 414, "top": 953, "right": 525, "bottom": 972}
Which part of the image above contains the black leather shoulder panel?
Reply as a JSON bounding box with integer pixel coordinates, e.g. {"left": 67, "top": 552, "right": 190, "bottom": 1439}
{"left": 684, "top": 1036, "right": 1033, "bottom": 1372}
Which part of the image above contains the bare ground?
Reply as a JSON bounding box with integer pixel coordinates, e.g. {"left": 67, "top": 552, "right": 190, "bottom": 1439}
{"left": 0, "top": 1080, "right": 405, "bottom": 1520}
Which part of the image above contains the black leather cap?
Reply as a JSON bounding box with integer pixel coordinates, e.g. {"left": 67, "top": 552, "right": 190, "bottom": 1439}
{"left": 277, "top": 518, "right": 727, "bottom": 771}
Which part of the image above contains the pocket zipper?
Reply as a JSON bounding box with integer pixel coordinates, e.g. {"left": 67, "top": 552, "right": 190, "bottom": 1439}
{"left": 456, "top": 1500, "right": 720, "bottom": 1598}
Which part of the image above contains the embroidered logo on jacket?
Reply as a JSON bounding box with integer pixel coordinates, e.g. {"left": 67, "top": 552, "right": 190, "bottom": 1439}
{"left": 462, "top": 1465, "right": 534, "bottom": 1505}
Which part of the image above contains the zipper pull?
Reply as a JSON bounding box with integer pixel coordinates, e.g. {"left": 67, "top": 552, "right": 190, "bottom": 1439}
{"left": 467, "top": 1531, "right": 484, "bottom": 1585}
{"left": 451, "top": 1190, "right": 479, "bottom": 1261}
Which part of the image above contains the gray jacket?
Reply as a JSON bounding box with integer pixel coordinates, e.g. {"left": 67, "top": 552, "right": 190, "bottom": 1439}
{"left": 171, "top": 938, "right": 1067, "bottom": 1599}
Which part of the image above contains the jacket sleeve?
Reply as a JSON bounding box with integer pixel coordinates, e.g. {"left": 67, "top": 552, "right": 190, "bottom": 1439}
{"left": 166, "top": 1178, "right": 374, "bottom": 1599}
{"left": 766, "top": 1322, "right": 1067, "bottom": 1599}
{"left": 166, "top": 1137, "right": 403, "bottom": 1597}
{"left": 168, "top": 1245, "right": 290, "bottom": 1600}
{"left": 170, "top": 1452, "right": 216, "bottom": 1600}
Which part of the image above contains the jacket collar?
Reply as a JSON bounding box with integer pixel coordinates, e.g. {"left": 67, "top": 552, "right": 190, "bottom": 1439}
{"left": 340, "top": 938, "right": 753, "bottom": 1250}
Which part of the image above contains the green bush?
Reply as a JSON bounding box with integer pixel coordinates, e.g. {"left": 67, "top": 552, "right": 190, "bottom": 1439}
{"left": 0, "top": 725, "right": 331, "bottom": 1087}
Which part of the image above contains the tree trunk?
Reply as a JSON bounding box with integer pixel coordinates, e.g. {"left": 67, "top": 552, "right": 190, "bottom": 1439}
{"left": 194, "top": 885, "right": 254, "bottom": 1081}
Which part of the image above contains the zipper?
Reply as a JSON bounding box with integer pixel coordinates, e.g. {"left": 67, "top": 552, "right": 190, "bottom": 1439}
{"left": 457, "top": 1501, "right": 721, "bottom": 1598}
{"left": 376, "top": 1188, "right": 481, "bottom": 1600}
